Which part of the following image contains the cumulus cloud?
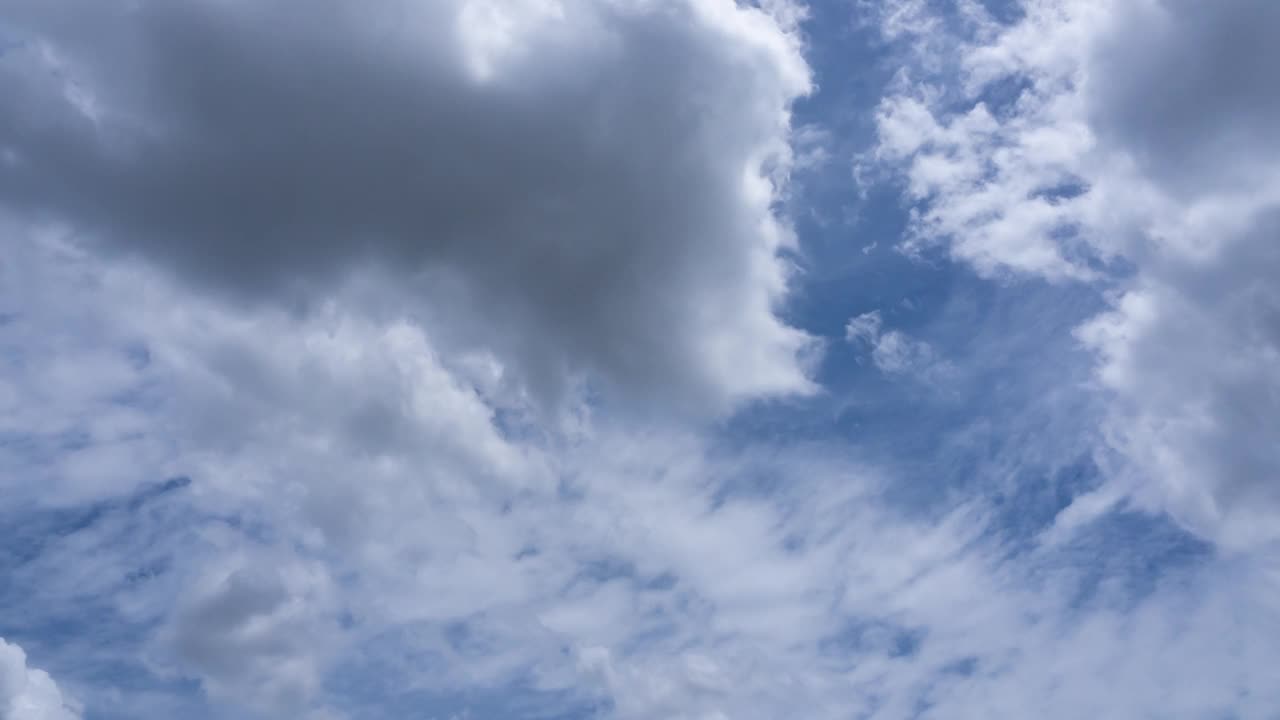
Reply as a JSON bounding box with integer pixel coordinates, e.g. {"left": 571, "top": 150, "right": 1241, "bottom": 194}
{"left": 871, "top": 0, "right": 1280, "bottom": 548}
{"left": 0, "top": 638, "right": 80, "bottom": 720}
{"left": 0, "top": 0, "right": 816, "bottom": 414}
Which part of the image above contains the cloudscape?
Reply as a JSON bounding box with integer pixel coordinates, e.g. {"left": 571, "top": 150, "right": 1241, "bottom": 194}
{"left": 1, "top": 1, "right": 1278, "bottom": 718}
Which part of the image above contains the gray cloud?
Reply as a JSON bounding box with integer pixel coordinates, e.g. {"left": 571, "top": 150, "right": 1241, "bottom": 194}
{"left": 7, "top": 227, "right": 1280, "bottom": 719}
{"left": 0, "top": 0, "right": 815, "bottom": 413}
{"left": 1089, "top": 0, "right": 1280, "bottom": 196}
{"left": 1071, "top": 0, "right": 1280, "bottom": 547}
{"left": 161, "top": 556, "right": 340, "bottom": 716}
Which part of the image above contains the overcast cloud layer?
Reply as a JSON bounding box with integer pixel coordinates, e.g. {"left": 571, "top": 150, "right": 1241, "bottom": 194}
{"left": 2, "top": 1, "right": 1279, "bottom": 719}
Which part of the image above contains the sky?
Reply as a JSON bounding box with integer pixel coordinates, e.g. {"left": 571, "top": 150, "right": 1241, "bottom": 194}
{"left": 1, "top": 1, "right": 1278, "bottom": 718}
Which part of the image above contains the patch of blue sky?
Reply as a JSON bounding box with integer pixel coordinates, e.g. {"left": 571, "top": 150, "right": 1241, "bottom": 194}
{"left": 819, "top": 619, "right": 928, "bottom": 665}
{"left": 737, "top": 241, "right": 1107, "bottom": 508}
{"left": 1048, "top": 509, "right": 1215, "bottom": 612}
{"left": 325, "top": 630, "right": 604, "bottom": 720}
{"left": 988, "top": 456, "right": 1103, "bottom": 547}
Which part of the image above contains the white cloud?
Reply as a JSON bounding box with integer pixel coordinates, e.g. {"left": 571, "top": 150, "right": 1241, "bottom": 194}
{"left": 844, "top": 309, "right": 885, "bottom": 346}
{"left": 0, "top": 638, "right": 80, "bottom": 720}
{"left": 846, "top": 310, "right": 948, "bottom": 378}
{"left": 871, "top": 0, "right": 1280, "bottom": 548}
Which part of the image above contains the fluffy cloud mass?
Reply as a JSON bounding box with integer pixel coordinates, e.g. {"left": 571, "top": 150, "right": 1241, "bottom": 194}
{"left": 0, "top": 0, "right": 815, "bottom": 413}
{"left": 0, "top": 638, "right": 79, "bottom": 720}
{"left": 872, "top": 0, "right": 1280, "bottom": 548}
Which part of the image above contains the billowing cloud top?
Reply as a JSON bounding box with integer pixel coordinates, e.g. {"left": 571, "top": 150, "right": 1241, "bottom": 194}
{"left": 0, "top": 0, "right": 815, "bottom": 413}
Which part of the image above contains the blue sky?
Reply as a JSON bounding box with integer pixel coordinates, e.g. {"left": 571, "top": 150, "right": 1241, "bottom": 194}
{"left": 2, "top": 1, "right": 1279, "bottom": 718}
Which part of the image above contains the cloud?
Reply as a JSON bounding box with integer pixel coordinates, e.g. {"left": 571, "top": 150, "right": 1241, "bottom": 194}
{"left": 0, "top": 0, "right": 816, "bottom": 414}
{"left": 844, "top": 310, "right": 885, "bottom": 346}
{"left": 1076, "top": 219, "right": 1280, "bottom": 549}
{"left": 0, "top": 227, "right": 172, "bottom": 506}
{"left": 10, "top": 232, "right": 1277, "bottom": 719}
{"left": 160, "top": 555, "right": 341, "bottom": 717}
{"left": 1089, "top": 0, "right": 1280, "bottom": 197}
{"left": 870, "top": 0, "right": 1280, "bottom": 548}
{"left": 4, "top": 2, "right": 1280, "bottom": 718}
{"left": 846, "top": 309, "right": 948, "bottom": 378}
{"left": 0, "top": 638, "right": 80, "bottom": 720}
